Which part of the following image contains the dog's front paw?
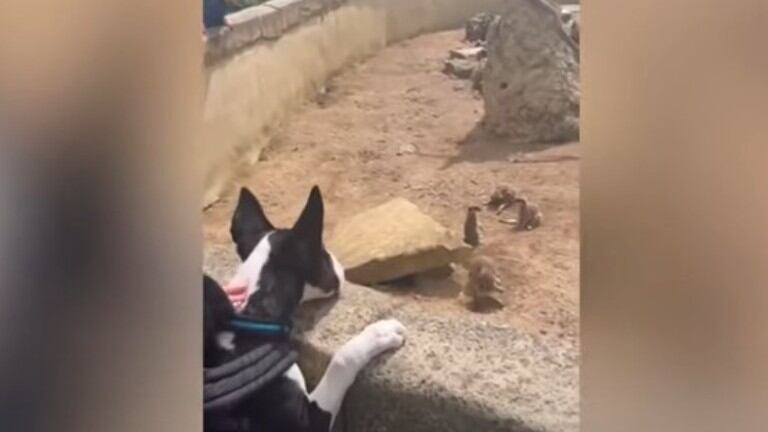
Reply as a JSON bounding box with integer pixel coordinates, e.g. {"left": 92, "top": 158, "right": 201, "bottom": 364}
{"left": 361, "top": 319, "right": 406, "bottom": 357}
{"left": 334, "top": 319, "right": 406, "bottom": 370}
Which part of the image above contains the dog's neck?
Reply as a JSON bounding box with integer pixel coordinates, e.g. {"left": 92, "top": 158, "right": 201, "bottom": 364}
{"left": 241, "top": 288, "right": 301, "bottom": 323}
{"left": 206, "top": 299, "right": 298, "bottom": 366}
{"left": 208, "top": 320, "right": 292, "bottom": 366}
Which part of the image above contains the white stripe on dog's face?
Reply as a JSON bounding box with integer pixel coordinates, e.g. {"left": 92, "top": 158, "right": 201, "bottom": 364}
{"left": 301, "top": 283, "right": 337, "bottom": 302}
{"left": 234, "top": 232, "right": 274, "bottom": 300}
{"left": 234, "top": 231, "right": 344, "bottom": 310}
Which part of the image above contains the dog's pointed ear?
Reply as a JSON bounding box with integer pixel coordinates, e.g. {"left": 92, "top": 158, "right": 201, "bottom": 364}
{"left": 231, "top": 187, "right": 274, "bottom": 260}
{"left": 292, "top": 186, "right": 324, "bottom": 251}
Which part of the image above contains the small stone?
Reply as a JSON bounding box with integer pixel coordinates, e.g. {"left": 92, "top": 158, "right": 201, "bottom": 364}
{"left": 396, "top": 143, "right": 416, "bottom": 155}
{"left": 471, "top": 58, "right": 486, "bottom": 93}
{"left": 442, "top": 59, "right": 478, "bottom": 80}
{"left": 449, "top": 46, "right": 487, "bottom": 61}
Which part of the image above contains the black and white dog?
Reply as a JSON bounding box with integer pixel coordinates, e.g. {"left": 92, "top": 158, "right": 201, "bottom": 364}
{"left": 204, "top": 186, "right": 406, "bottom": 432}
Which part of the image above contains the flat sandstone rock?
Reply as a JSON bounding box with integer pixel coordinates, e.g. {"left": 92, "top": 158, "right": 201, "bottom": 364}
{"left": 327, "top": 198, "right": 470, "bottom": 285}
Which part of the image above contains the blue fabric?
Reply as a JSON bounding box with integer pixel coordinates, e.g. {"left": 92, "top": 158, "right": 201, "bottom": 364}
{"left": 203, "top": 0, "right": 227, "bottom": 29}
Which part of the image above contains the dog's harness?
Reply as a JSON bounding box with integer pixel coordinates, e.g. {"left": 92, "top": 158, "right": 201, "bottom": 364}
{"left": 204, "top": 317, "right": 298, "bottom": 431}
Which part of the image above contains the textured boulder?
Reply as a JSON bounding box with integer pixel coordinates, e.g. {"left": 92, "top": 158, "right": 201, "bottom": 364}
{"left": 327, "top": 198, "right": 471, "bottom": 285}
{"left": 482, "top": 0, "right": 580, "bottom": 143}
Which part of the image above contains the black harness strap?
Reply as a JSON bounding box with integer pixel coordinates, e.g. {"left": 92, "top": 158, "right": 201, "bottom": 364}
{"left": 204, "top": 342, "right": 298, "bottom": 412}
{"left": 204, "top": 314, "right": 299, "bottom": 432}
{"left": 205, "top": 316, "right": 299, "bottom": 416}
{"left": 204, "top": 416, "right": 252, "bottom": 432}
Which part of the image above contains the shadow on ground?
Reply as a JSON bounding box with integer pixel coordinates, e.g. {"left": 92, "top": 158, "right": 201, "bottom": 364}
{"left": 441, "top": 124, "right": 570, "bottom": 169}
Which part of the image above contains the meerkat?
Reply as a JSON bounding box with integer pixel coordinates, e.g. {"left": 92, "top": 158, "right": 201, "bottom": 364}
{"left": 486, "top": 186, "right": 517, "bottom": 215}
{"left": 463, "top": 206, "right": 483, "bottom": 247}
{"left": 514, "top": 198, "right": 543, "bottom": 231}
{"left": 460, "top": 255, "right": 505, "bottom": 309}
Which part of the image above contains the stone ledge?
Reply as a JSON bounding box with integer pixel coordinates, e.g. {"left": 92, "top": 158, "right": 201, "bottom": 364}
{"left": 264, "top": 0, "right": 304, "bottom": 31}
{"left": 224, "top": 7, "right": 265, "bottom": 50}
{"left": 204, "top": 0, "right": 344, "bottom": 65}
{"left": 203, "top": 245, "right": 578, "bottom": 432}
{"left": 300, "top": 0, "right": 328, "bottom": 18}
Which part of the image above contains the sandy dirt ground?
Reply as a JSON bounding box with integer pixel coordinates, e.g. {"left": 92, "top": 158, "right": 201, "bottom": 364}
{"left": 203, "top": 30, "right": 579, "bottom": 342}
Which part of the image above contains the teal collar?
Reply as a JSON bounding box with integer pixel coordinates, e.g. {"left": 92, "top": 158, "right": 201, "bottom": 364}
{"left": 228, "top": 317, "right": 292, "bottom": 337}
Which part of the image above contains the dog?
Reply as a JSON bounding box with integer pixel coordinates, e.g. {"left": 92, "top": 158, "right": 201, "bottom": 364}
{"left": 204, "top": 185, "right": 406, "bottom": 432}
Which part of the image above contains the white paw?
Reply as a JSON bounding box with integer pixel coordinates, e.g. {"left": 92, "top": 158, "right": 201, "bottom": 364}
{"left": 361, "top": 319, "right": 406, "bottom": 357}
{"left": 333, "top": 319, "right": 406, "bottom": 371}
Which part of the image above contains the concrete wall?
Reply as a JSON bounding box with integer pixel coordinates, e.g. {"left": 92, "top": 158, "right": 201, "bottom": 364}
{"left": 202, "top": 0, "right": 523, "bottom": 205}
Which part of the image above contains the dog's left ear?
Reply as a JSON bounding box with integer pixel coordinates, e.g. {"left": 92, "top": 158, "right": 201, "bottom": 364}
{"left": 292, "top": 186, "right": 324, "bottom": 253}
{"left": 231, "top": 187, "right": 275, "bottom": 260}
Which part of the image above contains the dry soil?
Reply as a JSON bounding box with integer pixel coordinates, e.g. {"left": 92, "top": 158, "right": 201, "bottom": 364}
{"left": 203, "top": 29, "right": 580, "bottom": 343}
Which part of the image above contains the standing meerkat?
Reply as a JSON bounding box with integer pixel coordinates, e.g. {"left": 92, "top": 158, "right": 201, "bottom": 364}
{"left": 463, "top": 206, "right": 482, "bottom": 247}
{"left": 460, "top": 255, "right": 505, "bottom": 309}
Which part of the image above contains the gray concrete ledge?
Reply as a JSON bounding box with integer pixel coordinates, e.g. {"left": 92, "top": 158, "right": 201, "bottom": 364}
{"left": 297, "top": 283, "right": 579, "bottom": 432}
{"left": 204, "top": 245, "right": 578, "bottom": 432}
{"left": 205, "top": 0, "right": 346, "bottom": 65}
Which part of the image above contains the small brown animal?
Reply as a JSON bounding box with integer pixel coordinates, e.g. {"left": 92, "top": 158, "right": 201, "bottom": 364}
{"left": 487, "top": 186, "right": 517, "bottom": 215}
{"left": 514, "top": 198, "right": 543, "bottom": 231}
{"left": 461, "top": 255, "right": 505, "bottom": 309}
{"left": 463, "top": 206, "right": 482, "bottom": 247}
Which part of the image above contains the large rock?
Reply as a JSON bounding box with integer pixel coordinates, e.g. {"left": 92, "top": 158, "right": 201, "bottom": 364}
{"left": 482, "top": 0, "right": 580, "bottom": 143}
{"left": 327, "top": 198, "right": 471, "bottom": 285}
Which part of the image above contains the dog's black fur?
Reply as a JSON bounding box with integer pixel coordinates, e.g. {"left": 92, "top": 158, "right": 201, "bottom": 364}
{"left": 204, "top": 274, "right": 332, "bottom": 432}
{"left": 204, "top": 186, "right": 339, "bottom": 432}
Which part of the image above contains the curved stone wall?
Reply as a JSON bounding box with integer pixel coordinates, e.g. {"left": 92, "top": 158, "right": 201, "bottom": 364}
{"left": 201, "top": 0, "right": 574, "bottom": 205}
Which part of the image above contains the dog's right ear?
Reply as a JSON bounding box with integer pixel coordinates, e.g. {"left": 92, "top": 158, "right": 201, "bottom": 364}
{"left": 231, "top": 187, "right": 274, "bottom": 260}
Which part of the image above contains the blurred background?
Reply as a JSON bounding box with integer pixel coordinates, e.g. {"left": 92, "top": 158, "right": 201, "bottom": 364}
{"left": 0, "top": 0, "right": 766, "bottom": 432}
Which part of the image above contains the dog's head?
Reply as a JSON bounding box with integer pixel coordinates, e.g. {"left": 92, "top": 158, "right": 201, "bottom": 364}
{"left": 229, "top": 185, "right": 344, "bottom": 322}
